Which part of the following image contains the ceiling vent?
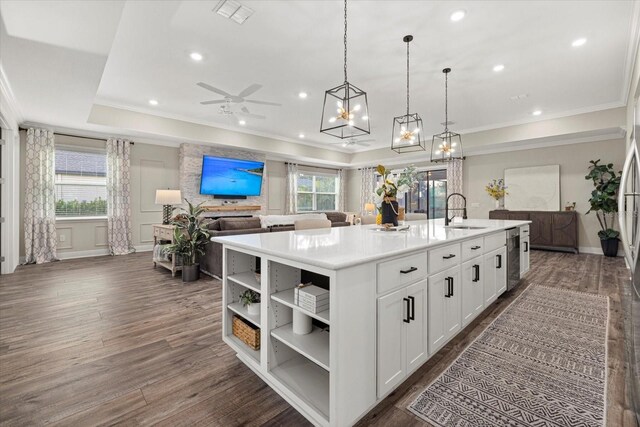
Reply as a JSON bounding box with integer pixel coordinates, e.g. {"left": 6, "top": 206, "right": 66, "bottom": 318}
{"left": 214, "top": 0, "right": 254, "bottom": 25}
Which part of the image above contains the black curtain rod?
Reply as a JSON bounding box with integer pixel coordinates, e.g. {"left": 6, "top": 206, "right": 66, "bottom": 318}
{"left": 19, "top": 127, "right": 135, "bottom": 145}
{"left": 285, "top": 161, "right": 340, "bottom": 172}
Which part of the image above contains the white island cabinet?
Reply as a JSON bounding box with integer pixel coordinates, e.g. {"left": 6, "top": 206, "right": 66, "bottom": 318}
{"left": 213, "top": 219, "right": 531, "bottom": 427}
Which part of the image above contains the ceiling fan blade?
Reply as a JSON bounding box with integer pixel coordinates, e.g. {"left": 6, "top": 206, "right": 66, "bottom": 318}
{"left": 237, "top": 112, "right": 266, "bottom": 120}
{"left": 355, "top": 142, "right": 371, "bottom": 146}
{"left": 246, "top": 99, "right": 282, "bottom": 107}
{"left": 357, "top": 138, "right": 377, "bottom": 143}
{"left": 200, "top": 100, "right": 228, "bottom": 105}
{"left": 238, "top": 83, "right": 263, "bottom": 98}
{"left": 197, "top": 82, "right": 232, "bottom": 98}
{"left": 240, "top": 106, "right": 250, "bottom": 114}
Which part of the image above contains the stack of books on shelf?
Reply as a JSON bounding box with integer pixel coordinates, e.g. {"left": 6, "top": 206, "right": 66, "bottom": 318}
{"left": 294, "top": 283, "right": 329, "bottom": 314}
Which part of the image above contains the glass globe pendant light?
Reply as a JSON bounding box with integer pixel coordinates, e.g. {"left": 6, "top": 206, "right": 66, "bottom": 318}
{"left": 431, "top": 68, "right": 463, "bottom": 162}
{"left": 320, "top": 0, "right": 370, "bottom": 139}
{"left": 391, "top": 35, "right": 425, "bottom": 153}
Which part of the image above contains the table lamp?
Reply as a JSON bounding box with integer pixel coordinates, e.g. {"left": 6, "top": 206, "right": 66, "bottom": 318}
{"left": 364, "top": 203, "right": 375, "bottom": 215}
{"left": 155, "top": 189, "right": 182, "bottom": 224}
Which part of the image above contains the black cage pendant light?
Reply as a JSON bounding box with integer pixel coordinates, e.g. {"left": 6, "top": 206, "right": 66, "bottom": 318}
{"left": 320, "top": 0, "right": 370, "bottom": 139}
{"left": 430, "top": 68, "right": 463, "bottom": 162}
{"left": 391, "top": 35, "right": 425, "bottom": 154}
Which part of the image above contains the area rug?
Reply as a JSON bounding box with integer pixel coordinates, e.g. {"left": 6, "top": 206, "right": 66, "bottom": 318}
{"left": 408, "top": 285, "right": 609, "bottom": 427}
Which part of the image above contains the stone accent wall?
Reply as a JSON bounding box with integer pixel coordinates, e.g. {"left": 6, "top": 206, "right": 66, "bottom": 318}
{"left": 179, "top": 143, "right": 267, "bottom": 216}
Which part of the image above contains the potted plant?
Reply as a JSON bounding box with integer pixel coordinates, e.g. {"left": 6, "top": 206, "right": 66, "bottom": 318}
{"left": 373, "top": 164, "right": 417, "bottom": 226}
{"left": 485, "top": 179, "right": 508, "bottom": 209}
{"left": 239, "top": 289, "right": 260, "bottom": 315}
{"left": 163, "top": 199, "right": 210, "bottom": 282}
{"left": 585, "top": 159, "right": 621, "bottom": 257}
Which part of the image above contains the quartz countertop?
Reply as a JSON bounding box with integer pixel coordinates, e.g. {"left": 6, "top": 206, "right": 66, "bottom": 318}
{"left": 212, "top": 218, "right": 531, "bottom": 270}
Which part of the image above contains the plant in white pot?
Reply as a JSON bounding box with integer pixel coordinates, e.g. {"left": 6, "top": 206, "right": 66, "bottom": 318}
{"left": 163, "top": 200, "right": 210, "bottom": 282}
{"left": 239, "top": 289, "right": 260, "bottom": 315}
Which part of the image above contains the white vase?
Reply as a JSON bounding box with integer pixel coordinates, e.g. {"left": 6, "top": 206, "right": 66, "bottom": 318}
{"left": 495, "top": 199, "right": 500, "bottom": 209}
{"left": 247, "top": 303, "right": 260, "bottom": 316}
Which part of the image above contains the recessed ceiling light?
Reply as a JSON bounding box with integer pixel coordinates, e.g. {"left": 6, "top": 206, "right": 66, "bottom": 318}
{"left": 148, "top": 99, "right": 158, "bottom": 106}
{"left": 298, "top": 92, "right": 308, "bottom": 99}
{"left": 238, "top": 120, "right": 246, "bottom": 125}
{"left": 493, "top": 64, "right": 505, "bottom": 72}
{"left": 450, "top": 10, "right": 466, "bottom": 22}
{"left": 190, "top": 52, "right": 203, "bottom": 61}
{"left": 572, "top": 37, "right": 587, "bottom": 47}
{"left": 532, "top": 110, "right": 542, "bottom": 116}
{"left": 298, "top": 133, "right": 305, "bottom": 138}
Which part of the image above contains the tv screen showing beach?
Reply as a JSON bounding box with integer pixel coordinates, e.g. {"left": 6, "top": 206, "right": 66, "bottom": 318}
{"left": 199, "top": 156, "right": 264, "bottom": 196}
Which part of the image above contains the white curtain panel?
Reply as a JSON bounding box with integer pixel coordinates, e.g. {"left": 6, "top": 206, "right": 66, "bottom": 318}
{"left": 106, "top": 138, "right": 135, "bottom": 255}
{"left": 337, "top": 169, "right": 347, "bottom": 212}
{"left": 24, "top": 128, "right": 58, "bottom": 264}
{"left": 360, "top": 167, "right": 376, "bottom": 214}
{"left": 284, "top": 163, "right": 298, "bottom": 214}
{"left": 446, "top": 158, "right": 465, "bottom": 211}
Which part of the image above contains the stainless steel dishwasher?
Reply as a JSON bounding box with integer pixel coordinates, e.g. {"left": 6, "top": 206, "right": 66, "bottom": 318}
{"left": 506, "top": 227, "right": 521, "bottom": 291}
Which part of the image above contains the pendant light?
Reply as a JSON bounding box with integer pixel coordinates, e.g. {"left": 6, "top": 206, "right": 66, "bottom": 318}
{"left": 391, "top": 35, "right": 425, "bottom": 153}
{"left": 430, "top": 68, "right": 463, "bottom": 162}
{"left": 320, "top": 0, "right": 370, "bottom": 139}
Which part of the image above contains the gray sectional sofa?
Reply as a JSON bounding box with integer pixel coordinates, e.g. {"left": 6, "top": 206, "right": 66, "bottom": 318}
{"left": 199, "top": 212, "right": 351, "bottom": 278}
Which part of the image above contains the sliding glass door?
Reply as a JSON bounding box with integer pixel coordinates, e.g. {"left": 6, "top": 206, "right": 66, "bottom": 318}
{"left": 405, "top": 170, "right": 447, "bottom": 219}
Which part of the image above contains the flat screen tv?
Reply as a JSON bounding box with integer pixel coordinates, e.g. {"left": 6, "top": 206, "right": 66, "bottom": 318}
{"left": 199, "top": 155, "right": 264, "bottom": 197}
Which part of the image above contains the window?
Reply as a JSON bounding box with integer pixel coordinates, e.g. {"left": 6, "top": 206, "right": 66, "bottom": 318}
{"left": 55, "top": 148, "right": 107, "bottom": 218}
{"left": 296, "top": 172, "right": 338, "bottom": 212}
{"left": 405, "top": 170, "right": 447, "bottom": 219}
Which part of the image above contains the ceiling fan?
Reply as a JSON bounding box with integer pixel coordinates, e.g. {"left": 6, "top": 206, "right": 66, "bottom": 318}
{"left": 198, "top": 82, "right": 281, "bottom": 106}
{"left": 217, "top": 99, "right": 266, "bottom": 120}
{"left": 330, "top": 137, "right": 376, "bottom": 148}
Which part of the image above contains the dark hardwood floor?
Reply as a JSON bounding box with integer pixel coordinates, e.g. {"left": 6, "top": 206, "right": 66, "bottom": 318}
{"left": 0, "top": 251, "right": 635, "bottom": 426}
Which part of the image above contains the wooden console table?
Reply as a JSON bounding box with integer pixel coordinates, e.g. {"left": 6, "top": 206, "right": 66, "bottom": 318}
{"left": 489, "top": 210, "right": 578, "bottom": 253}
{"left": 153, "top": 224, "right": 182, "bottom": 277}
{"left": 201, "top": 205, "right": 261, "bottom": 212}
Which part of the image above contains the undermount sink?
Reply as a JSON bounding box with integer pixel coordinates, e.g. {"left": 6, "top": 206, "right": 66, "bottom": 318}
{"left": 444, "top": 225, "right": 487, "bottom": 230}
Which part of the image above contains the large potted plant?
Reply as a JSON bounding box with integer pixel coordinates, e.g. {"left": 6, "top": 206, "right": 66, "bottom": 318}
{"left": 164, "top": 199, "right": 210, "bottom": 282}
{"left": 585, "top": 159, "right": 621, "bottom": 257}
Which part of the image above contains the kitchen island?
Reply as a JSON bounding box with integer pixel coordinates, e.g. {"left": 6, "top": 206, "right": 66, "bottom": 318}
{"left": 213, "top": 219, "right": 531, "bottom": 427}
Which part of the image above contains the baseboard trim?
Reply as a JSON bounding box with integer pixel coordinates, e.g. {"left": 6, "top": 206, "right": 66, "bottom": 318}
{"left": 578, "top": 246, "right": 624, "bottom": 257}
{"left": 21, "top": 244, "right": 155, "bottom": 263}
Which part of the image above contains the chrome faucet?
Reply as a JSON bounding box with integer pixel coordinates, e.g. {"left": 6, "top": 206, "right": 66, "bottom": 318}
{"left": 445, "top": 193, "right": 468, "bottom": 226}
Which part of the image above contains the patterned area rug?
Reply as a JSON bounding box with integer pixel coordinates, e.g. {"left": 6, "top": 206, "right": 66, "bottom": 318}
{"left": 409, "top": 285, "right": 609, "bottom": 427}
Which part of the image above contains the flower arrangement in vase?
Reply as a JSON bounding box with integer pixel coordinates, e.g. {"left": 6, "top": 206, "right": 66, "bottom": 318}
{"left": 373, "top": 164, "right": 418, "bottom": 226}
{"left": 485, "top": 179, "right": 508, "bottom": 209}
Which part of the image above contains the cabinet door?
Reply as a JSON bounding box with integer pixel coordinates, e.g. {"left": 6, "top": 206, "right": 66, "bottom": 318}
{"left": 495, "top": 246, "right": 507, "bottom": 296}
{"left": 529, "top": 212, "right": 553, "bottom": 246}
{"left": 520, "top": 236, "right": 530, "bottom": 278}
{"left": 377, "top": 288, "right": 407, "bottom": 397}
{"left": 551, "top": 212, "right": 577, "bottom": 247}
{"left": 405, "top": 280, "right": 428, "bottom": 372}
{"left": 444, "top": 267, "right": 462, "bottom": 340}
{"left": 483, "top": 251, "right": 497, "bottom": 306}
{"left": 428, "top": 271, "right": 447, "bottom": 354}
{"left": 461, "top": 258, "right": 484, "bottom": 327}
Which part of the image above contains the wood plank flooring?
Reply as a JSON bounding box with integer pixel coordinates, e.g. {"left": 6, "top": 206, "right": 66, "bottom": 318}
{"left": 0, "top": 250, "right": 635, "bottom": 426}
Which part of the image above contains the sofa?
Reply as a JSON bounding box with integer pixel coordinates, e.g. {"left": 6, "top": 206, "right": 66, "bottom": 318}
{"left": 200, "top": 212, "right": 351, "bottom": 278}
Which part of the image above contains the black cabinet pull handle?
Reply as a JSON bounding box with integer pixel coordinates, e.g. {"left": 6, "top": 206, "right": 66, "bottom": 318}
{"left": 403, "top": 298, "right": 411, "bottom": 323}
{"left": 471, "top": 245, "right": 481, "bottom": 250}
{"left": 443, "top": 254, "right": 456, "bottom": 259}
{"left": 400, "top": 267, "right": 418, "bottom": 274}
{"left": 450, "top": 277, "right": 454, "bottom": 297}
{"left": 444, "top": 277, "right": 451, "bottom": 298}
{"left": 472, "top": 264, "right": 480, "bottom": 282}
{"left": 408, "top": 296, "right": 415, "bottom": 320}
{"left": 524, "top": 242, "right": 529, "bottom": 253}
{"left": 496, "top": 254, "right": 502, "bottom": 269}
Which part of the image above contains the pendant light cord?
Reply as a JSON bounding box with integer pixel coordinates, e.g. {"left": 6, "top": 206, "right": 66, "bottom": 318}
{"left": 343, "top": 0, "right": 348, "bottom": 83}
{"left": 406, "top": 40, "right": 410, "bottom": 117}
{"left": 444, "top": 71, "right": 449, "bottom": 132}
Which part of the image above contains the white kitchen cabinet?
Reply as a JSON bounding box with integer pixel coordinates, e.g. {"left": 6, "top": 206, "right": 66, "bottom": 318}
{"left": 428, "top": 266, "right": 461, "bottom": 355}
{"left": 484, "top": 246, "right": 507, "bottom": 306}
{"left": 521, "top": 235, "right": 530, "bottom": 277}
{"left": 377, "top": 279, "right": 427, "bottom": 398}
{"left": 461, "top": 257, "right": 484, "bottom": 326}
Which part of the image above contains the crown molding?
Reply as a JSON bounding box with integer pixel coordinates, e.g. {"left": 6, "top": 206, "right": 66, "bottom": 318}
{"left": 0, "top": 64, "right": 23, "bottom": 127}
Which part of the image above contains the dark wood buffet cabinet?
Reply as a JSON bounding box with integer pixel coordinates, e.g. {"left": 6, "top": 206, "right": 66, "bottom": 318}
{"left": 489, "top": 210, "right": 579, "bottom": 253}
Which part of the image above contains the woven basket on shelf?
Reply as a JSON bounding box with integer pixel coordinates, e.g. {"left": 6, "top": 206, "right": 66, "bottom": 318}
{"left": 232, "top": 315, "right": 260, "bottom": 350}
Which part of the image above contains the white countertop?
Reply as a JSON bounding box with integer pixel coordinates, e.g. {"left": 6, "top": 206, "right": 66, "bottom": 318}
{"left": 212, "top": 218, "right": 531, "bottom": 270}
